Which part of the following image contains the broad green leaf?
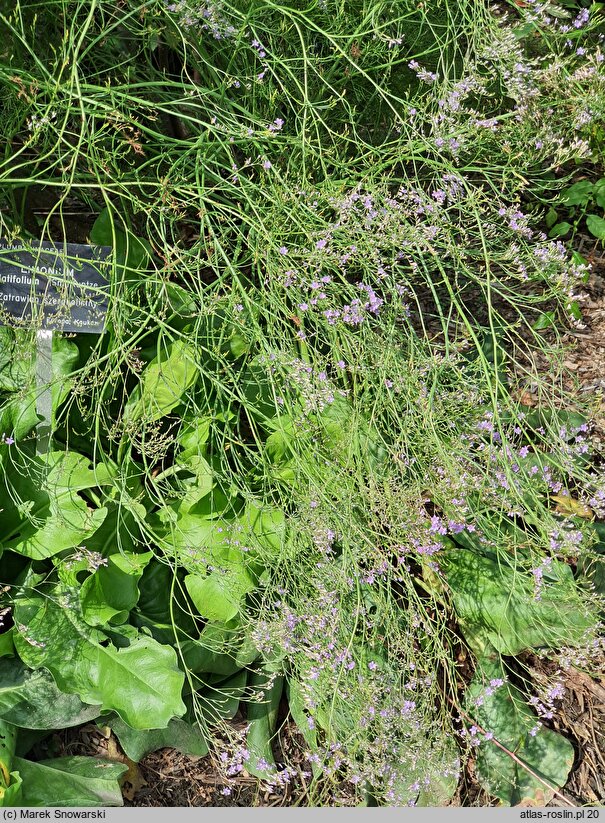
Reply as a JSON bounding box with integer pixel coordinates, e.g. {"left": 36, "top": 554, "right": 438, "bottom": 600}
{"left": 240, "top": 358, "right": 280, "bottom": 424}
{"left": 0, "top": 328, "right": 32, "bottom": 392}
{"left": 244, "top": 670, "right": 283, "bottom": 779}
{"left": 152, "top": 512, "right": 232, "bottom": 555}
{"left": 532, "top": 311, "right": 556, "bottom": 331}
{"left": 240, "top": 501, "right": 286, "bottom": 556}
{"left": 544, "top": 208, "right": 558, "bottom": 229}
{"left": 13, "top": 756, "right": 126, "bottom": 807}
{"left": 178, "top": 417, "right": 212, "bottom": 461}
{"left": 560, "top": 180, "right": 593, "bottom": 206}
{"left": 466, "top": 657, "right": 574, "bottom": 805}
{"left": 1, "top": 451, "right": 110, "bottom": 560}
{"left": 51, "top": 336, "right": 79, "bottom": 419}
{"left": 185, "top": 567, "right": 255, "bottom": 623}
{"left": 104, "top": 715, "right": 208, "bottom": 762}
{"left": 317, "top": 395, "right": 387, "bottom": 468}
{"left": 0, "top": 771, "right": 22, "bottom": 807}
{"left": 200, "top": 670, "right": 247, "bottom": 722}
{"left": 80, "top": 551, "right": 153, "bottom": 627}
{"left": 179, "top": 624, "right": 259, "bottom": 677}
{"left": 0, "top": 719, "right": 16, "bottom": 789}
{"left": 586, "top": 213, "right": 605, "bottom": 240}
{"left": 444, "top": 549, "right": 594, "bottom": 655}
{"left": 90, "top": 208, "right": 150, "bottom": 280}
{"left": 84, "top": 503, "right": 141, "bottom": 556}
{"left": 13, "top": 589, "right": 185, "bottom": 729}
{"left": 124, "top": 339, "right": 198, "bottom": 423}
{"left": 133, "top": 561, "right": 198, "bottom": 640}
{"left": 0, "top": 394, "right": 39, "bottom": 443}
{"left": 0, "top": 659, "right": 101, "bottom": 729}
{"left": 594, "top": 179, "right": 605, "bottom": 210}
{"left": 0, "top": 631, "right": 14, "bottom": 659}
{"left": 567, "top": 300, "right": 582, "bottom": 322}
{"left": 44, "top": 448, "right": 116, "bottom": 491}
{"left": 548, "top": 222, "right": 572, "bottom": 239}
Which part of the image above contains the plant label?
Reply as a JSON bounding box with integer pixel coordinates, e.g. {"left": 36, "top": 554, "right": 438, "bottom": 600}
{"left": 0, "top": 239, "right": 111, "bottom": 333}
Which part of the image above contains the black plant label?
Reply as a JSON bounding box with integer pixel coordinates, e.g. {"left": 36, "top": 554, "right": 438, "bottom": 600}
{"left": 0, "top": 239, "right": 111, "bottom": 333}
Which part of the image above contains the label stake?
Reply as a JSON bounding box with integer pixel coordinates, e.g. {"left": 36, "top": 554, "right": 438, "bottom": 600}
{"left": 35, "top": 329, "right": 54, "bottom": 456}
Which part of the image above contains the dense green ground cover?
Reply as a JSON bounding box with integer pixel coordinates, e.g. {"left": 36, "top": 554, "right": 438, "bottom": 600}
{"left": 0, "top": 0, "right": 604, "bottom": 807}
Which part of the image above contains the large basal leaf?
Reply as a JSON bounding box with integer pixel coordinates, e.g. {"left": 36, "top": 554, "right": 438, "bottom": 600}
{"left": 123, "top": 339, "right": 198, "bottom": 424}
{"left": 90, "top": 207, "right": 150, "bottom": 284}
{"left": 466, "top": 657, "right": 574, "bottom": 805}
{"left": 244, "top": 670, "right": 283, "bottom": 779}
{"left": 0, "top": 659, "right": 101, "bottom": 730}
{"left": 80, "top": 550, "right": 153, "bottom": 627}
{"left": 50, "top": 335, "right": 79, "bottom": 419}
{"left": 104, "top": 715, "right": 209, "bottom": 762}
{"left": 179, "top": 624, "right": 259, "bottom": 677}
{"left": 1, "top": 451, "right": 111, "bottom": 560}
{"left": 13, "top": 756, "right": 126, "bottom": 807}
{"left": 134, "top": 560, "right": 198, "bottom": 637}
{"left": 0, "top": 719, "right": 16, "bottom": 792}
{"left": 200, "top": 670, "right": 248, "bottom": 722}
{"left": 444, "top": 549, "right": 594, "bottom": 655}
{"left": 13, "top": 588, "right": 185, "bottom": 729}
{"left": 0, "top": 771, "right": 22, "bottom": 807}
{"left": 185, "top": 565, "right": 255, "bottom": 623}
{"left": 154, "top": 500, "right": 284, "bottom": 567}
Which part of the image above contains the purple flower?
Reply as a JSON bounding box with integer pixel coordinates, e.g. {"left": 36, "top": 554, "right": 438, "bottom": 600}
{"left": 262, "top": 159, "right": 272, "bottom": 169}
{"left": 279, "top": 246, "right": 288, "bottom": 255}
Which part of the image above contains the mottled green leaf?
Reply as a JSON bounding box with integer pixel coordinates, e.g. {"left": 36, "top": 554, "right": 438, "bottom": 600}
{"left": 466, "top": 657, "right": 574, "bottom": 805}
{"left": 13, "top": 756, "right": 126, "bottom": 807}
{"left": 445, "top": 549, "right": 593, "bottom": 655}
{"left": 0, "top": 659, "right": 101, "bottom": 729}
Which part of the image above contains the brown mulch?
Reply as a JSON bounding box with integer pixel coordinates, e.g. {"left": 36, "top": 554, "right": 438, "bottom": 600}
{"left": 46, "top": 716, "right": 316, "bottom": 808}
{"left": 521, "top": 654, "right": 605, "bottom": 808}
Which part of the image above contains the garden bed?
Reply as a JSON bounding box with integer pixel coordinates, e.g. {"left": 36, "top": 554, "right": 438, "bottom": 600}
{"left": 1, "top": 0, "right": 604, "bottom": 809}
